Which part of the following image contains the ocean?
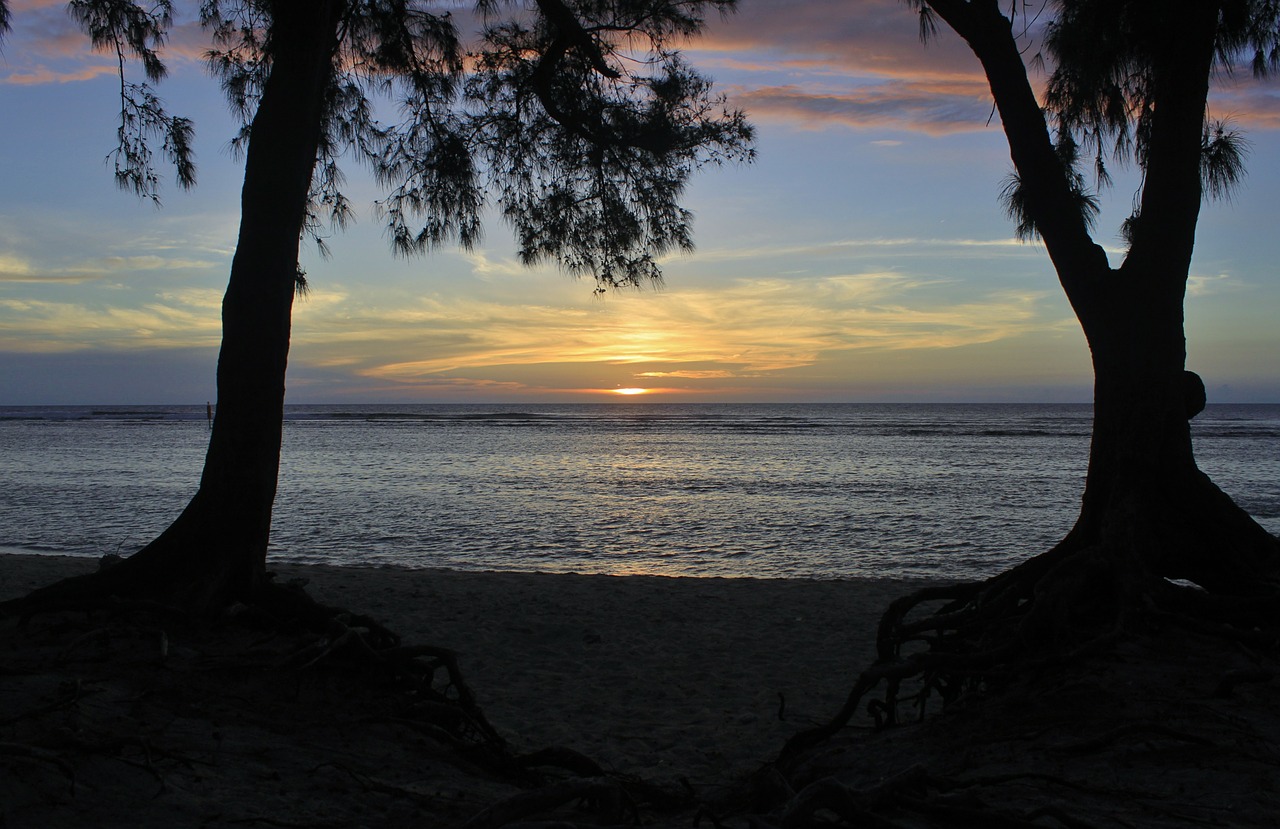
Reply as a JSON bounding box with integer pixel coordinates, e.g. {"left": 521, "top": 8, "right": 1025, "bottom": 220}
{"left": 1, "top": 403, "right": 1277, "bottom": 581}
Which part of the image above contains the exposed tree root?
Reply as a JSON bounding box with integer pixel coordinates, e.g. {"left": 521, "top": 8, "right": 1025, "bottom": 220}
{"left": 730, "top": 629, "right": 1280, "bottom": 826}
{"left": 1, "top": 564, "right": 673, "bottom": 827}
{"left": 0, "top": 740, "right": 77, "bottom": 791}
{"left": 462, "top": 777, "right": 636, "bottom": 829}
{"left": 774, "top": 526, "right": 1280, "bottom": 771}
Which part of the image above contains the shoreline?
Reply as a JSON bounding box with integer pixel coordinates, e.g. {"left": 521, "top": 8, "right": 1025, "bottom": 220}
{"left": 1, "top": 552, "right": 942, "bottom": 784}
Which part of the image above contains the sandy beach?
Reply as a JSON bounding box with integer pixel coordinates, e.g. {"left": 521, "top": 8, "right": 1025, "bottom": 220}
{"left": 1, "top": 553, "right": 935, "bottom": 826}
{"left": 7, "top": 553, "right": 1280, "bottom": 827}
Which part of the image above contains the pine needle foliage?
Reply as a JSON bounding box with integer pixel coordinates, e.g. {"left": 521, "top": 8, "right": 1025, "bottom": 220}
{"left": 905, "top": 0, "right": 1280, "bottom": 244}
{"left": 468, "top": 0, "right": 754, "bottom": 289}
{"left": 66, "top": 0, "right": 753, "bottom": 289}
{"left": 69, "top": 0, "right": 196, "bottom": 201}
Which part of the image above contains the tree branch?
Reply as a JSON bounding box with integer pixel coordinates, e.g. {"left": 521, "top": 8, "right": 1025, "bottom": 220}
{"left": 1123, "top": 5, "right": 1220, "bottom": 280}
{"left": 534, "top": 0, "right": 621, "bottom": 79}
{"left": 924, "top": 0, "right": 1111, "bottom": 320}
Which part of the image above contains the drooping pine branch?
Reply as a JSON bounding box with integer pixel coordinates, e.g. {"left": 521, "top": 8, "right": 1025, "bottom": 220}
{"left": 467, "top": 0, "right": 753, "bottom": 290}
{"left": 191, "top": 1, "right": 752, "bottom": 287}
{"left": 69, "top": 0, "right": 196, "bottom": 201}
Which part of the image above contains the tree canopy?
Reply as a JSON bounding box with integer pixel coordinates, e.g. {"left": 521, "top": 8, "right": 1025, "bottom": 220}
{"left": 74, "top": 0, "right": 752, "bottom": 287}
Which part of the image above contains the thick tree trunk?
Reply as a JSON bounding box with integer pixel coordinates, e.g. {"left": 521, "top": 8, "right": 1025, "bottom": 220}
{"left": 1069, "top": 274, "right": 1279, "bottom": 592}
{"left": 75, "top": 3, "right": 345, "bottom": 613}
{"left": 1063, "top": 1, "right": 1279, "bottom": 589}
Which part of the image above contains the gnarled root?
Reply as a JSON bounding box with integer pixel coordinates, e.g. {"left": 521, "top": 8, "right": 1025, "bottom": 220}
{"left": 748, "top": 518, "right": 1280, "bottom": 827}
{"left": 0, "top": 565, "right": 525, "bottom": 784}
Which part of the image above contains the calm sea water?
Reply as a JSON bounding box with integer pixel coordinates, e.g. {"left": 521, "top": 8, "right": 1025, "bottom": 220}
{"left": 1, "top": 403, "right": 1277, "bottom": 580}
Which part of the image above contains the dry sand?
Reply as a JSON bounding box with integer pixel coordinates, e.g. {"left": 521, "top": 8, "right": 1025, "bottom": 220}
{"left": 285, "top": 561, "right": 933, "bottom": 780}
{"left": 8, "top": 554, "right": 1280, "bottom": 828}
{"left": 0, "top": 554, "right": 934, "bottom": 827}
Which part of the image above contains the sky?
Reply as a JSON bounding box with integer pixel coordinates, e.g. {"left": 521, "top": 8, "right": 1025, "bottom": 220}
{"left": 1, "top": 1, "right": 1279, "bottom": 405}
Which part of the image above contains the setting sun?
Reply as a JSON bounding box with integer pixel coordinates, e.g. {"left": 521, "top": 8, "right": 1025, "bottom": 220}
{"left": 613, "top": 388, "right": 648, "bottom": 395}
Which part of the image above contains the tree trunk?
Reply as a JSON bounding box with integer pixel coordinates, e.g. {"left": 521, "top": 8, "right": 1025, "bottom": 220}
{"left": 1069, "top": 272, "right": 1279, "bottom": 593}
{"left": 76, "top": 3, "right": 345, "bottom": 613}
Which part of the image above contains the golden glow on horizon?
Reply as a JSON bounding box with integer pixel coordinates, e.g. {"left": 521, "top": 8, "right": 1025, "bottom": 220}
{"left": 613, "top": 387, "right": 648, "bottom": 395}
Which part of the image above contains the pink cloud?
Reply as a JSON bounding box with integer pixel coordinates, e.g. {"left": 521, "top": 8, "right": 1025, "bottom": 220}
{"left": 5, "top": 1, "right": 1274, "bottom": 137}
{"left": 1209, "top": 76, "right": 1280, "bottom": 130}
{"left": 731, "top": 79, "right": 996, "bottom": 135}
{"left": 693, "top": 0, "right": 982, "bottom": 83}
{"left": 683, "top": 1, "right": 1009, "bottom": 135}
{"left": 9, "top": 0, "right": 66, "bottom": 10}
{"left": 2, "top": 2, "right": 209, "bottom": 79}
{"left": 2, "top": 63, "right": 117, "bottom": 85}
{"left": 695, "top": 2, "right": 1280, "bottom": 135}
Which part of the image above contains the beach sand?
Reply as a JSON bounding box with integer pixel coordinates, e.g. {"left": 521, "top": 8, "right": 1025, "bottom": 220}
{"left": 0, "top": 554, "right": 933, "bottom": 826}
{"left": 8, "top": 554, "right": 1280, "bottom": 827}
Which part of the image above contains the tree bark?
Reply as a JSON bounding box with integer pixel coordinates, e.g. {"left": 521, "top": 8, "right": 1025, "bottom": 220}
{"left": 84, "top": 2, "right": 346, "bottom": 613}
{"left": 1069, "top": 277, "right": 1275, "bottom": 591}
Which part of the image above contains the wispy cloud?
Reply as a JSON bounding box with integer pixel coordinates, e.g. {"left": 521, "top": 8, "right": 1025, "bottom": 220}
{"left": 0, "top": 296, "right": 221, "bottom": 351}
{"left": 1, "top": 2, "right": 208, "bottom": 86}
{"left": 155, "top": 288, "right": 223, "bottom": 309}
{"left": 2, "top": 64, "right": 117, "bottom": 85}
{"left": 0, "top": 254, "right": 34, "bottom": 279}
{"left": 733, "top": 80, "right": 995, "bottom": 135}
{"left": 0, "top": 252, "right": 98, "bottom": 284}
{"left": 10, "top": 1, "right": 73, "bottom": 11}
{"left": 685, "top": 235, "right": 1048, "bottom": 266}
{"left": 462, "top": 249, "right": 534, "bottom": 279}
{"left": 1206, "top": 80, "right": 1280, "bottom": 131}
{"left": 0, "top": 251, "right": 219, "bottom": 283}
{"left": 1188, "top": 272, "right": 1242, "bottom": 297}
{"left": 90, "top": 255, "right": 219, "bottom": 273}
{"left": 275, "top": 271, "right": 1069, "bottom": 394}
{"left": 694, "top": 0, "right": 980, "bottom": 82}
{"left": 636, "top": 369, "right": 739, "bottom": 380}
{"left": 7, "top": 0, "right": 1275, "bottom": 139}
{"left": 696, "top": 1, "right": 1280, "bottom": 136}
{"left": 681, "top": 0, "right": 1008, "bottom": 137}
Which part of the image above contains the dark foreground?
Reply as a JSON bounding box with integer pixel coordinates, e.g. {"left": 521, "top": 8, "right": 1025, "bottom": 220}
{"left": 3, "top": 555, "right": 1279, "bottom": 827}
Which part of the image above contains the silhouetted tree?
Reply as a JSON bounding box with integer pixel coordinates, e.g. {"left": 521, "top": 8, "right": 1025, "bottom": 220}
{"left": 782, "top": 0, "right": 1280, "bottom": 759}
{"left": 6, "top": 0, "right": 751, "bottom": 616}
{"left": 965, "top": 0, "right": 1277, "bottom": 590}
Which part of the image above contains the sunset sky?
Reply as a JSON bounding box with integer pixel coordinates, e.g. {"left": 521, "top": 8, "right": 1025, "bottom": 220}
{"left": 2, "top": 1, "right": 1278, "bottom": 404}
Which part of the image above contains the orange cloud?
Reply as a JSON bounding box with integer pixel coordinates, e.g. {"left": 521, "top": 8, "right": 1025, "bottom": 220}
{"left": 691, "top": 3, "right": 1278, "bottom": 137}
{"left": 1208, "top": 77, "right": 1280, "bottom": 130}
{"left": 1, "top": 2, "right": 209, "bottom": 88}
{"left": 2, "top": 64, "right": 117, "bottom": 85}
{"left": 732, "top": 79, "right": 996, "bottom": 135}
{"left": 692, "top": 0, "right": 982, "bottom": 82}
{"left": 10, "top": 1, "right": 68, "bottom": 10}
